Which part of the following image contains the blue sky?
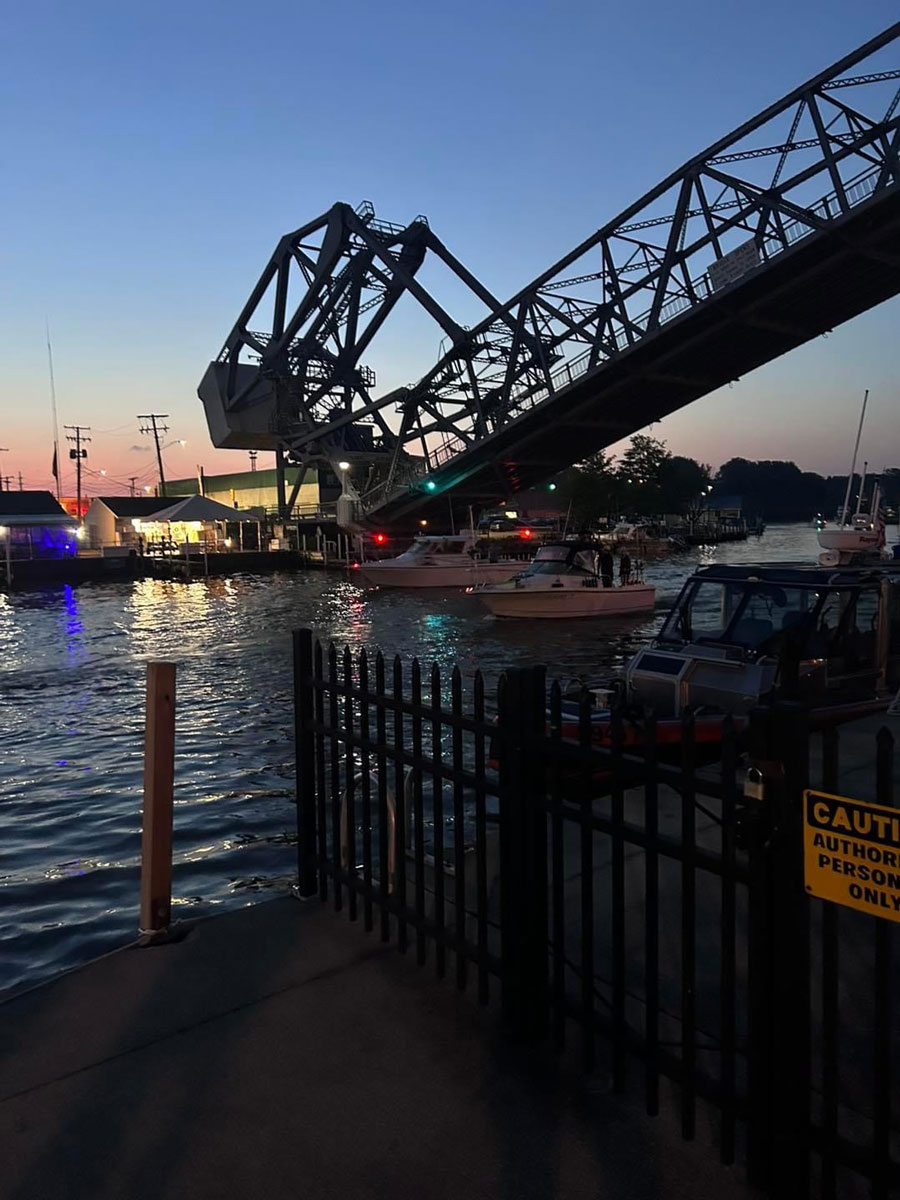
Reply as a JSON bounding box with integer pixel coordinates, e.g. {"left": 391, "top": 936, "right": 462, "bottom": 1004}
{"left": 1, "top": 1, "right": 898, "bottom": 494}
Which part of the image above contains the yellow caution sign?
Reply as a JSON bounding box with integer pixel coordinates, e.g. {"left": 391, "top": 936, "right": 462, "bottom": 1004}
{"left": 804, "top": 790, "right": 900, "bottom": 922}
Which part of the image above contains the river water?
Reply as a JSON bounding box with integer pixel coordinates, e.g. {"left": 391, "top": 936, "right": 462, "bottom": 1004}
{"left": 0, "top": 524, "right": 820, "bottom": 993}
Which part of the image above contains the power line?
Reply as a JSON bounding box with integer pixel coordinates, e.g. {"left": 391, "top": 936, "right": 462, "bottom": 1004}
{"left": 137, "top": 414, "right": 169, "bottom": 498}
{"left": 64, "top": 425, "right": 91, "bottom": 522}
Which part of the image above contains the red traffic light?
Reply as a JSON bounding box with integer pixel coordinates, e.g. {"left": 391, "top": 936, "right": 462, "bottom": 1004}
{"left": 373, "top": 532, "right": 388, "bottom": 545}
{"left": 521, "top": 528, "right": 533, "bottom": 539}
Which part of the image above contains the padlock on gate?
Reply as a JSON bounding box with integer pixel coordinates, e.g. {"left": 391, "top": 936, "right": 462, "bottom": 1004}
{"left": 743, "top": 765, "right": 765, "bottom": 801}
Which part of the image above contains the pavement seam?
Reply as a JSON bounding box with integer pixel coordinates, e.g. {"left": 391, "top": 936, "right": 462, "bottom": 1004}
{"left": 0, "top": 940, "right": 393, "bottom": 1107}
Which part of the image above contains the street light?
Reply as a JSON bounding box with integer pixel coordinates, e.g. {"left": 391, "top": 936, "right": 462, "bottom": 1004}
{"left": 337, "top": 460, "right": 350, "bottom": 472}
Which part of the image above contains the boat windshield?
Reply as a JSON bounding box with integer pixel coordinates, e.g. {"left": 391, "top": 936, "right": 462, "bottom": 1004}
{"left": 525, "top": 547, "right": 596, "bottom": 576}
{"left": 405, "top": 538, "right": 469, "bottom": 558}
{"left": 659, "top": 579, "right": 823, "bottom": 650}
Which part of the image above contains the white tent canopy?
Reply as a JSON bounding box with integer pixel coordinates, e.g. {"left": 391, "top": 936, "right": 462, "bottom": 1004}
{"left": 149, "top": 494, "right": 259, "bottom": 523}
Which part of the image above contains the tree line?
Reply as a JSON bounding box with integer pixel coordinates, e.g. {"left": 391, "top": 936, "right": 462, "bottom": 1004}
{"left": 555, "top": 435, "right": 900, "bottom": 524}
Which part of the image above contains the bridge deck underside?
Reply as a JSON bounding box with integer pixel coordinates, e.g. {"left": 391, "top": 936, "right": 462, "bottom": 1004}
{"left": 371, "top": 186, "right": 900, "bottom": 528}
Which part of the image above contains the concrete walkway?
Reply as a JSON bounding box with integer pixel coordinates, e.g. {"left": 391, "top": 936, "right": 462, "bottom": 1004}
{"left": 0, "top": 898, "right": 761, "bottom": 1200}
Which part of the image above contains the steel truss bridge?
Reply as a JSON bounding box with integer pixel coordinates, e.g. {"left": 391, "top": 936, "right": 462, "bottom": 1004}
{"left": 200, "top": 24, "right": 900, "bottom": 528}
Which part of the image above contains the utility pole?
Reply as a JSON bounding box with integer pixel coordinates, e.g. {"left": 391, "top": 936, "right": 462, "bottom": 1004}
{"left": 17, "top": 472, "right": 23, "bottom": 491}
{"left": 129, "top": 476, "right": 138, "bottom": 497}
{"left": 64, "top": 425, "right": 91, "bottom": 522}
{"left": 0, "top": 475, "right": 14, "bottom": 492}
{"left": 138, "top": 414, "right": 170, "bottom": 498}
{"left": 0, "top": 449, "right": 8, "bottom": 492}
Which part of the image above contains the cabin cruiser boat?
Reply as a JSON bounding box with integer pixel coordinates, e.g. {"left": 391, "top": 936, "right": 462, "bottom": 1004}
{"left": 559, "top": 560, "right": 900, "bottom": 752}
{"left": 470, "top": 542, "right": 655, "bottom": 618}
{"left": 358, "top": 534, "right": 529, "bottom": 589}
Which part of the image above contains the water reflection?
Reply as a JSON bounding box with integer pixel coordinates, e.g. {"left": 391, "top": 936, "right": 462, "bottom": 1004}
{"left": 0, "top": 524, "right": 823, "bottom": 994}
{"left": 63, "top": 585, "right": 83, "bottom": 658}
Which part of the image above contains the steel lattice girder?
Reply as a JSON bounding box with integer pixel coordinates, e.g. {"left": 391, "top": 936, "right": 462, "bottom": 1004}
{"left": 200, "top": 23, "right": 900, "bottom": 526}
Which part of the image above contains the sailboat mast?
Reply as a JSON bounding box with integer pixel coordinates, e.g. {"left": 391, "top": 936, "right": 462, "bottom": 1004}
{"left": 854, "top": 461, "right": 868, "bottom": 519}
{"left": 840, "top": 389, "right": 868, "bottom": 526}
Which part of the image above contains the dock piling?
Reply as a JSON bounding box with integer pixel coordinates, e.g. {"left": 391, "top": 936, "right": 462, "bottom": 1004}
{"left": 139, "top": 661, "right": 176, "bottom": 937}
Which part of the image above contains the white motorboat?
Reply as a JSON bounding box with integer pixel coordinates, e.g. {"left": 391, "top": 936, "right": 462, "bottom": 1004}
{"left": 358, "top": 534, "right": 529, "bottom": 589}
{"left": 470, "top": 542, "right": 655, "bottom": 618}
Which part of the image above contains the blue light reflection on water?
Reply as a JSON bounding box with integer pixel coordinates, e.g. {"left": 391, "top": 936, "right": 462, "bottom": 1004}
{"left": 0, "top": 526, "right": 820, "bottom": 993}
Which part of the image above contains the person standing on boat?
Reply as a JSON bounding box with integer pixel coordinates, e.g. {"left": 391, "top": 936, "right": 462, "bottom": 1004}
{"left": 620, "top": 551, "right": 632, "bottom": 585}
{"left": 599, "top": 547, "right": 614, "bottom": 588}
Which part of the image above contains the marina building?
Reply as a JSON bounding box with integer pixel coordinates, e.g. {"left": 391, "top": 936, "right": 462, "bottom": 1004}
{"left": 0, "top": 491, "right": 78, "bottom": 559}
{"left": 83, "top": 496, "right": 173, "bottom": 550}
{"left": 165, "top": 466, "right": 340, "bottom": 515}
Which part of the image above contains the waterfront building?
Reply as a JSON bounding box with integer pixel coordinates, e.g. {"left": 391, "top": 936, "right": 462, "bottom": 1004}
{"left": 58, "top": 496, "right": 90, "bottom": 521}
{"left": 165, "top": 466, "right": 340, "bottom": 515}
{"left": 697, "top": 493, "right": 747, "bottom": 537}
{"left": 83, "top": 496, "right": 172, "bottom": 550}
{"left": 0, "top": 491, "right": 78, "bottom": 559}
{"left": 134, "top": 494, "right": 261, "bottom": 550}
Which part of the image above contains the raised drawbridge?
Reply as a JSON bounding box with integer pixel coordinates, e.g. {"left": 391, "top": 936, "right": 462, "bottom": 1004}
{"left": 199, "top": 24, "right": 900, "bottom": 528}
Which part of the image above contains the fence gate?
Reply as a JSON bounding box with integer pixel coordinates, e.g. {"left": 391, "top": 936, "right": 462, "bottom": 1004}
{"left": 293, "top": 630, "right": 898, "bottom": 1198}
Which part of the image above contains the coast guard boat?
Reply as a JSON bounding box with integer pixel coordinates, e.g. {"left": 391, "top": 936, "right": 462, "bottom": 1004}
{"left": 560, "top": 558, "right": 900, "bottom": 752}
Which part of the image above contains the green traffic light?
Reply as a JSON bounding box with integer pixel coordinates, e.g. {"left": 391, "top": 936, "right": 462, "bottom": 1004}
{"left": 425, "top": 480, "right": 437, "bottom": 491}
{"left": 548, "top": 482, "right": 557, "bottom": 491}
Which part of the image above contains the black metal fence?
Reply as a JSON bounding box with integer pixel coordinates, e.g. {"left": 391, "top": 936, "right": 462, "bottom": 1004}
{"left": 293, "top": 629, "right": 898, "bottom": 1199}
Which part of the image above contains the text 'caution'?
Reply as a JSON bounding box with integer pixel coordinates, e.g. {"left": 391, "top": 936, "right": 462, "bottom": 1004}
{"left": 804, "top": 790, "right": 900, "bottom": 923}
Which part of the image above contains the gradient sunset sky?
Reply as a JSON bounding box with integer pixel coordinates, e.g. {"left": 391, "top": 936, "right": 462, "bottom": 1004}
{"left": 2, "top": 1, "right": 898, "bottom": 497}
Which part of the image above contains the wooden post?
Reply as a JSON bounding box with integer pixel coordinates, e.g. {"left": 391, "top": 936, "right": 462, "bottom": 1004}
{"left": 140, "top": 662, "right": 176, "bottom": 935}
